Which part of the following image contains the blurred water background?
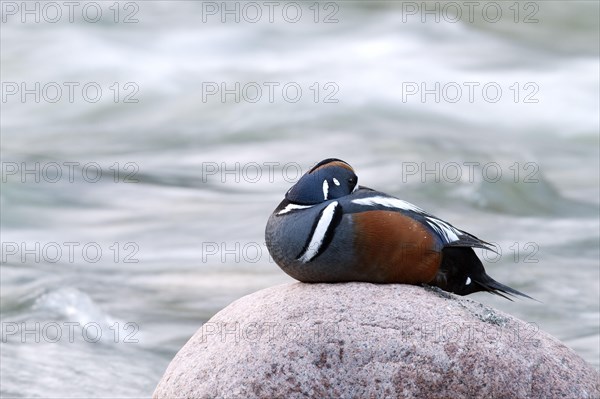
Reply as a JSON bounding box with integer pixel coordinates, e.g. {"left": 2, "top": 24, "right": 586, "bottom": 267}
{"left": 1, "top": 1, "right": 599, "bottom": 397}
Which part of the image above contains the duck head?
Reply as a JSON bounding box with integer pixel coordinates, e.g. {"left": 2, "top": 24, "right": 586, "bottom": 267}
{"left": 285, "top": 158, "right": 358, "bottom": 205}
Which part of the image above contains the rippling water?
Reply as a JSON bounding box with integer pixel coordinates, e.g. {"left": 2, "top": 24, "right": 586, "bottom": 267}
{"left": 1, "top": 1, "right": 599, "bottom": 397}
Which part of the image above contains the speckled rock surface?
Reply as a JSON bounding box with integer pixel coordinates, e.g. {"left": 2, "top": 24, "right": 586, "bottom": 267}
{"left": 154, "top": 283, "right": 599, "bottom": 399}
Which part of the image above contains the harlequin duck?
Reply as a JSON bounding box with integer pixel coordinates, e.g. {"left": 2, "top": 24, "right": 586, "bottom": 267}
{"left": 265, "top": 158, "right": 531, "bottom": 300}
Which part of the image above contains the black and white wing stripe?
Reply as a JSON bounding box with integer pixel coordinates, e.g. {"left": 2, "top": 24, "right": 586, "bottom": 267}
{"left": 350, "top": 194, "right": 496, "bottom": 252}
{"left": 423, "top": 216, "right": 460, "bottom": 243}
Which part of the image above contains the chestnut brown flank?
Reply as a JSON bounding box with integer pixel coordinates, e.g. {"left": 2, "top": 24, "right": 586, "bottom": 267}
{"left": 353, "top": 211, "right": 441, "bottom": 283}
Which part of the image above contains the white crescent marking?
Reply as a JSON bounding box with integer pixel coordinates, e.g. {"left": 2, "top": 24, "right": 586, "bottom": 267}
{"left": 277, "top": 203, "right": 313, "bottom": 215}
{"left": 298, "top": 201, "right": 339, "bottom": 263}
